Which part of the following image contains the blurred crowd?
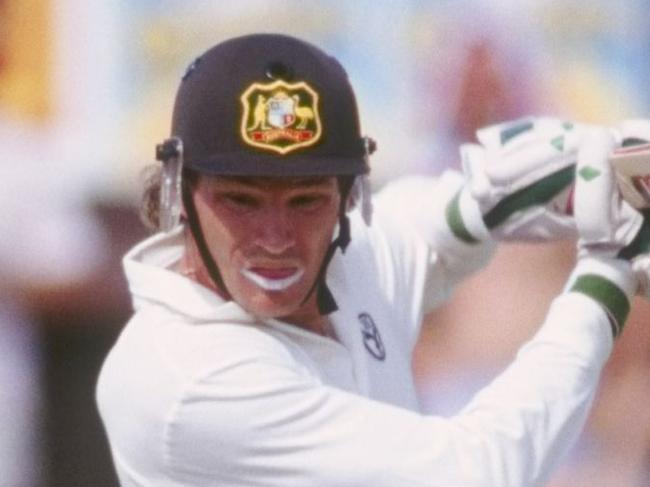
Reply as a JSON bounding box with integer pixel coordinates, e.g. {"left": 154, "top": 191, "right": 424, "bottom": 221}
{"left": 2, "top": 0, "right": 650, "bottom": 485}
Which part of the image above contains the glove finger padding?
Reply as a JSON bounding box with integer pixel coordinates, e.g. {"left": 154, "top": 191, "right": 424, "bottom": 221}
{"left": 475, "top": 118, "right": 581, "bottom": 186}
{"left": 574, "top": 127, "right": 643, "bottom": 256}
{"left": 462, "top": 117, "right": 581, "bottom": 241}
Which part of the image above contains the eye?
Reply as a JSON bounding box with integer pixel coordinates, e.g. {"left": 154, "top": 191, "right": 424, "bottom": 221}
{"left": 218, "top": 192, "right": 260, "bottom": 210}
{"left": 289, "top": 193, "right": 327, "bottom": 210}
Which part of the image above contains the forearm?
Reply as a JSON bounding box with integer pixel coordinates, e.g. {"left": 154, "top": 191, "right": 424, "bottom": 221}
{"left": 451, "top": 293, "right": 612, "bottom": 486}
{"left": 373, "top": 171, "right": 497, "bottom": 302}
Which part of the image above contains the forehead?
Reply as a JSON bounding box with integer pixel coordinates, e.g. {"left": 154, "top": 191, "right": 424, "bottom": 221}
{"left": 199, "top": 175, "right": 338, "bottom": 191}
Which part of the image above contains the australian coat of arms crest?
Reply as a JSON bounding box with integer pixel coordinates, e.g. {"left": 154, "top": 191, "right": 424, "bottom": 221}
{"left": 240, "top": 80, "right": 322, "bottom": 154}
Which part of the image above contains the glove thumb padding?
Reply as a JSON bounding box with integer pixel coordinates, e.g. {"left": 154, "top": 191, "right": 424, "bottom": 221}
{"left": 461, "top": 143, "right": 492, "bottom": 202}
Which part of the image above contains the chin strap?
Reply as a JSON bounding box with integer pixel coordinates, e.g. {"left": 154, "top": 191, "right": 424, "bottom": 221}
{"left": 311, "top": 213, "right": 351, "bottom": 314}
{"left": 181, "top": 177, "right": 230, "bottom": 299}
{"left": 305, "top": 177, "right": 354, "bottom": 315}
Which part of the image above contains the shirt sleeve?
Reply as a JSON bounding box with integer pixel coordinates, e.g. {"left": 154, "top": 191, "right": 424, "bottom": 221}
{"left": 371, "top": 171, "right": 497, "bottom": 312}
{"left": 164, "top": 293, "right": 612, "bottom": 487}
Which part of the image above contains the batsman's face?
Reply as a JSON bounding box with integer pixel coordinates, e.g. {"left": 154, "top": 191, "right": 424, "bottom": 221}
{"left": 189, "top": 175, "right": 340, "bottom": 324}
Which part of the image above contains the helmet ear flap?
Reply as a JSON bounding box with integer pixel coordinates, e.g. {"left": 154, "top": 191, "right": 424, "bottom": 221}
{"left": 156, "top": 137, "right": 184, "bottom": 232}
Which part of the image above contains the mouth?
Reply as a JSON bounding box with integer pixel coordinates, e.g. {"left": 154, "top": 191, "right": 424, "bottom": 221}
{"left": 240, "top": 266, "right": 305, "bottom": 291}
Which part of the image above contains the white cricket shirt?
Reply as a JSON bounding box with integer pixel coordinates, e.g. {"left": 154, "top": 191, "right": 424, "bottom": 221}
{"left": 97, "top": 173, "right": 614, "bottom": 486}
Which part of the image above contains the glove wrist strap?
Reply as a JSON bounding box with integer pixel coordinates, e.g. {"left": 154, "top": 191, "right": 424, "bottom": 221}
{"left": 566, "top": 257, "right": 636, "bottom": 337}
{"left": 446, "top": 187, "right": 491, "bottom": 244}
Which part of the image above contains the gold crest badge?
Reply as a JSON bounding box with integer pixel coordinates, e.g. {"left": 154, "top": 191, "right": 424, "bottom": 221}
{"left": 240, "top": 80, "right": 322, "bottom": 154}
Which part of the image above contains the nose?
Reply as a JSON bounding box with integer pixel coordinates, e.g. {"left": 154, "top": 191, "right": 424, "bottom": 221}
{"left": 254, "top": 206, "right": 296, "bottom": 254}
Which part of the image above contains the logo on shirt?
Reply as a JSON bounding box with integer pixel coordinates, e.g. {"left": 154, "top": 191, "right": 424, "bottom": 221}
{"left": 358, "top": 312, "right": 386, "bottom": 361}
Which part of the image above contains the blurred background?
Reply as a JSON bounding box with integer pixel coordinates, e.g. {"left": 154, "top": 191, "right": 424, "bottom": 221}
{"left": 1, "top": 0, "right": 650, "bottom": 485}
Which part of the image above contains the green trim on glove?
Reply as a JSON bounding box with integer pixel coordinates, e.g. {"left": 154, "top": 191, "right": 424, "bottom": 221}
{"left": 446, "top": 190, "right": 480, "bottom": 244}
{"left": 483, "top": 165, "right": 575, "bottom": 230}
{"left": 570, "top": 274, "right": 630, "bottom": 337}
{"left": 500, "top": 120, "right": 534, "bottom": 144}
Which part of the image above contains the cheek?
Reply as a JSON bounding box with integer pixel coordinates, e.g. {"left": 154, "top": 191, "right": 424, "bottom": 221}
{"left": 192, "top": 206, "right": 241, "bottom": 262}
{"left": 301, "top": 213, "right": 339, "bottom": 258}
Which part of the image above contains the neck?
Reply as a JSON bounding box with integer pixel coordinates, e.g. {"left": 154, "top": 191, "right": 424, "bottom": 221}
{"left": 175, "top": 249, "right": 229, "bottom": 299}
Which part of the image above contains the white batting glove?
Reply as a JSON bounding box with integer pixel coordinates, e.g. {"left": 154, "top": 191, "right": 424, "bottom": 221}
{"left": 447, "top": 117, "right": 650, "bottom": 244}
{"left": 567, "top": 127, "right": 645, "bottom": 337}
{"left": 608, "top": 119, "right": 650, "bottom": 299}
{"left": 453, "top": 117, "right": 583, "bottom": 242}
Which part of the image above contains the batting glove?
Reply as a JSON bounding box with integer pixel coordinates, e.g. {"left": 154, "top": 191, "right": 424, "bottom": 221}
{"left": 567, "top": 127, "right": 645, "bottom": 337}
{"left": 447, "top": 117, "right": 650, "bottom": 244}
